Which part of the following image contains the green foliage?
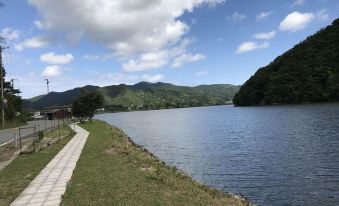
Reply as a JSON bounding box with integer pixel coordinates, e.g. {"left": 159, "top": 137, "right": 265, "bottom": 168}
{"left": 72, "top": 89, "right": 104, "bottom": 121}
{"left": 234, "top": 18, "right": 339, "bottom": 106}
{"left": 100, "top": 82, "right": 239, "bottom": 111}
{"left": 25, "top": 82, "right": 240, "bottom": 111}
{"left": 23, "top": 85, "right": 99, "bottom": 109}
{"left": 38, "top": 131, "right": 44, "bottom": 141}
{"left": 1, "top": 66, "right": 23, "bottom": 124}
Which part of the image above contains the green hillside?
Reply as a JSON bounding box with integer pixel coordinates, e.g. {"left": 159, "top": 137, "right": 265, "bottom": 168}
{"left": 24, "top": 85, "right": 99, "bottom": 109}
{"left": 27, "top": 94, "right": 46, "bottom": 102}
{"left": 233, "top": 18, "right": 339, "bottom": 106}
{"left": 24, "top": 82, "right": 240, "bottom": 111}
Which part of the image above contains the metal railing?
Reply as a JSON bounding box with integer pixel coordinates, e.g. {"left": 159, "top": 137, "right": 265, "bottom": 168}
{"left": 3, "top": 119, "right": 73, "bottom": 154}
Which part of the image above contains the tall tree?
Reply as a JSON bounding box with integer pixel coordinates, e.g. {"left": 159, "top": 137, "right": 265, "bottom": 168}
{"left": 1, "top": 65, "right": 22, "bottom": 123}
{"left": 72, "top": 89, "right": 104, "bottom": 122}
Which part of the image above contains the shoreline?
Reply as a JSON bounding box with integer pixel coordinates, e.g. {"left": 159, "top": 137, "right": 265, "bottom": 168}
{"left": 97, "top": 104, "right": 234, "bottom": 115}
{"left": 104, "top": 121, "right": 253, "bottom": 206}
{"left": 61, "top": 120, "right": 253, "bottom": 205}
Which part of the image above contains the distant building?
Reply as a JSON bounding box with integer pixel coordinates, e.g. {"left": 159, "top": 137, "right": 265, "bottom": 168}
{"left": 33, "top": 111, "right": 44, "bottom": 119}
{"left": 41, "top": 109, "right": 72, "bottom": 120}
{"left": 95, "top": 108, "right": 105, "bottom": 113}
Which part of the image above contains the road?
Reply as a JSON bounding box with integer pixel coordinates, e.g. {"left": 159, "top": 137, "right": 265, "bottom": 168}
{"left": 0, "top": 120, "right": 65, "bottom": 146}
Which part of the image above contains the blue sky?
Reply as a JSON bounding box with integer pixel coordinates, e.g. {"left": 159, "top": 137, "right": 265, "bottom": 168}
{"left": 0, "top": 0, "right": 338, "bottom": 98}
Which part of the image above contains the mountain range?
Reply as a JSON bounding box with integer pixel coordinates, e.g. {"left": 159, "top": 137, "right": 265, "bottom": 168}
{"left": 23, "top": 82, "right": 240, "bottom": 111}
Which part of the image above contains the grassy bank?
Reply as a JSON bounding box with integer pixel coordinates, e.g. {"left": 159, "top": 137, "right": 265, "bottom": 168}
{"left": 0, "top": 126, "right": 74, "bottom": 205}
{"left": 61, "top": 121, "right": 251, "bottom": 206}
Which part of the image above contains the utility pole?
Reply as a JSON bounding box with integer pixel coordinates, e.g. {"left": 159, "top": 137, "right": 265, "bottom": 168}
{"left": 1, "top": 3, "right": 7, "bottom": 127}
{"left": 45, "top": 78, "right": 49, "bottom": 94}
{"left": 0, "top": 37, "right": 8, "bottom": 127}
{"left": 0, "top": 46, "right": 4, "bottom": 127}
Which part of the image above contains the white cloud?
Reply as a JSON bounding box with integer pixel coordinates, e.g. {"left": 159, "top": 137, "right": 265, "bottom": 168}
{"left": 141, "top": 74, "right": 164, "bottom": 82}
{"left": 254, "top": 31, "right": 277, "bottom": 40}
{"left": 25, "top": 59, "right": 32, "bottom": 65}
{"left": 40, "top": 52, "right": 74, "bottom": 64}
{"left": 196, "top": 70, "right": 208, "bottom": 76}
{"left": 230, "top": 11, "right": 246, "bottom": 23}
{"left": 172, "top": 53, "right": 206, "bottom": 68}
{"left": 1, "top": 28, "right": 20, "bottom": 41}
{"left": 123, "top": 51, "right": 169, "bottom": 72}
{"left": 279, "top": 11, "right": 314, "bottom": 32}
{"left": 19, "top": 70, "right": 168, "bottom": 98}
{"left": 34, "top": 20, "right": 44, "bottom": 29}
{"left": 15, "top": 36, "right": 52, "bottom": 51}
{"left": 290, "top": 0, "right": 307, "bottom": 7}
{"left": 94, "top": 73, "right": 164, "bottom": 85}
{"left": 83, "top": 53, "right": 115, "bottom": 61}
{"left": 236, "top": 41, "right": 269, "bottom": 54}
{"left": 256, "top": 11, "right": 272, "bottom": 21}
{"left": 28, "top": 0, "right": 224, "bottom": 57}
{"left": 123, "top": 38, "right": 195, "bottom": 72}
{"left": 41, "top": 65, "right": 62, "bottom": 77}
{"left": 217, "top": 37, "right": 224, "bottom": 42}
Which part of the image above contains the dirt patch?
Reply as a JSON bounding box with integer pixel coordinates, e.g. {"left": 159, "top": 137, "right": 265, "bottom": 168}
{"left": 0, "top": 144, "right": 21, "bottom": 171}
{"left": 139, "top": 166, "right": 156, "bottom": 172}
{"left": 0, "top": 145, "right": 16, "bottom": 162}
{"left": 104, "top": 145, "right": 129, "bottom": 156}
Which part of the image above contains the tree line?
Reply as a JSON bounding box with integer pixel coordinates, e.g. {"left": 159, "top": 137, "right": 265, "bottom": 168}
{"left": 0, "top": 66, "right": 26, "bottom": 127}
{"left": 234, "top": 18, "right": 339, "bottom": 106}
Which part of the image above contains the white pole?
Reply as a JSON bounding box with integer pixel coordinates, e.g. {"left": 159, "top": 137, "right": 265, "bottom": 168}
{"left": 13, "top": 128, "right": 17, "bottom": 148}
{"left": 0, "top": 46, "right": 4, "bottom": 127}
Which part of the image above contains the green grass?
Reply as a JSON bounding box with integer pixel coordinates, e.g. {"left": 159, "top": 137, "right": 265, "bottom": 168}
{"left": 61, "top": 121, "right": 250, "bottom": 206}
{"left": 0, "top": 126, "right": 74, "bottom": 205}
{"left": 43, "top": 125, "right": 74, "bottom": 139}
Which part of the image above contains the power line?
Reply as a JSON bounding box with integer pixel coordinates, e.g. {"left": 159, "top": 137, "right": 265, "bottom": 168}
{"left": 10, "top": 78, "right": 18, "bottom": 88}
{"left": 3, "top": 49, "right": 14, "bottom": 79}
{"left": 5, "top": 48, "right": 15, "bottom": 78}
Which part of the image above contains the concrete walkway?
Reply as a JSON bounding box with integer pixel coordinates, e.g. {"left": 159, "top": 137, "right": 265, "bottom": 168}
{"left": 11, "top": 124, "right": 89, "bottom": 206}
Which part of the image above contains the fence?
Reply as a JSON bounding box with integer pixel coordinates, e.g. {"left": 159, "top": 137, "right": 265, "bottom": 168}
{"left": 1, "top": 119, "right": 73, "bottom": 156}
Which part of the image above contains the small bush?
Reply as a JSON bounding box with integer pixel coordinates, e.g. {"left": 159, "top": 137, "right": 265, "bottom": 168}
{"left": 37, "top": 131, "right": 44, "bottom": 142}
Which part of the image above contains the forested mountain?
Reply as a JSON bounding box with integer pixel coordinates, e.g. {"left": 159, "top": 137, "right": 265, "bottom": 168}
{"left": 24, "top": 82, "right": 240, "bottom": 111}
{"left": 233, "top": 18, "right": 339, "bottom": 106}
{"left": 23, "top": 85, "right": 99, "bottom": 109}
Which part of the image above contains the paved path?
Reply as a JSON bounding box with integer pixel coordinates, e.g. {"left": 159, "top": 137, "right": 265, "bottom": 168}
{"left": 0, "top": 120, "right": 62, "bottom": 146}
{"left": 11, "top": 124, "right": 88, "bottom": 206}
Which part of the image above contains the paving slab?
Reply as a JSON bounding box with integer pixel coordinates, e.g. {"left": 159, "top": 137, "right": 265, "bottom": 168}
{"left": 11, "top": 124, "right": 88, "bottom": 206}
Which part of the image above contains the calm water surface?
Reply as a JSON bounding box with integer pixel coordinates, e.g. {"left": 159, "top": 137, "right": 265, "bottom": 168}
{"left": 95, "top": 104, "right": 339, "bottom": 206}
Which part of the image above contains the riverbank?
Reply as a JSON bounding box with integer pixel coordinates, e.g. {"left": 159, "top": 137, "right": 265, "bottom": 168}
{"left": 102, "top": 103, "right": 234, "bottom": 114}
{"left": 61, "top": 120, "right": 251, "bottom": 206}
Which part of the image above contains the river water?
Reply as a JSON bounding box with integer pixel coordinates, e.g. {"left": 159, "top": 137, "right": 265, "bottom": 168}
{"left": 95, "top": 103, "right": 339, "bottom": 206}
